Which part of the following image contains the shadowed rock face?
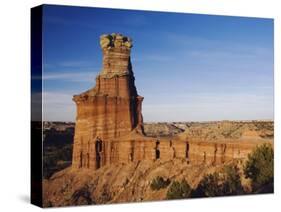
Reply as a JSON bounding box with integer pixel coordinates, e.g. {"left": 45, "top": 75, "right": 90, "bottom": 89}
{"left": 72, "top": 33, "right": 144, "bottom": 169}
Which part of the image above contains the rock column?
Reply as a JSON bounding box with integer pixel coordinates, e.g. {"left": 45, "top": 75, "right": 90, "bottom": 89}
{"left": 72, "top": 33, "right": 144, "bottom": 169}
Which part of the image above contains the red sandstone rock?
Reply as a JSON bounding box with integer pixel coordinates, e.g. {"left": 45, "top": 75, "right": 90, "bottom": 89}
{"left": 72, "top": 33, "right": 144, "bottom": 169}
{"left": 72, "top": 34, "right": 273, "bottom": 171}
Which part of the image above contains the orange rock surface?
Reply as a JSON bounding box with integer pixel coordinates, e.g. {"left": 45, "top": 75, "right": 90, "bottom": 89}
{"left": 72, "top": 33, "right": 273, "bottom": 171}
{"left": 72, "top": 33, "right": 144, "bottom": 169}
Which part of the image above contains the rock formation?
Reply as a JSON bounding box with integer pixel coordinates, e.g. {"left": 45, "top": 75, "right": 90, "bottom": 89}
{"left": 72, "top": 33, "right": 144, "bottom": 169}
{"left": 72, "top": 33, "right": 273, "bottom": 172}
{"left": 43, "top": 33, "right": 274, "bottom": 207}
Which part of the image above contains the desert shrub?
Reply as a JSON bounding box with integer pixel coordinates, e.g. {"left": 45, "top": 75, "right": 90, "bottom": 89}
{"left": 166, "top": 179, "right": 191, "bottom": 199}
{"left": 192, "top": 164, "right": 243, "bottom": 197}
{"left": 222, "top": 164, "right": 244, "bottom": 195}
{"left": 192, "top": 172, "right": 223, "bottom": 197}
{"left": 243, "top": 144, "right": 274, "bottom": 192}
{"left": 150, "top": 176, "right": 171, "bottom": 190}
{"left": 43, "top": 144, "right": 73, "bottom": 179}
{"left": 99, "top": 188, "right": 112, "bottom": 203}
{"left": 71, "top": 186, "right": 93, "bottom": 205}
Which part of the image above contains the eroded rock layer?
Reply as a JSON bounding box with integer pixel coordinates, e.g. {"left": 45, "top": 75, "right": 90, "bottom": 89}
{"left": 72, "top": 33, "right": 144, "bottom": 169}
{"left": 72, "top": 33, "right": 273, "bottom": 172}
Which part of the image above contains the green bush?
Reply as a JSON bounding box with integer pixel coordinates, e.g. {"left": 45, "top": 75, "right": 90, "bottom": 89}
{"left": 192, "top": 172, "right": 223, "bottom": 197}
{"left": 192, "top": 164, "right": 244, "bottom": 197}
{"left": 222, "top": 164, "right": 244, "bottom": 195}
{"left": 243, "top": 144, "right": 274, "bottom": 192}
{"left": 166, "top": 179, "right": 191, "bottom": 199}
{"left": 150, "top": 176, "right": 170, "bottom": 190}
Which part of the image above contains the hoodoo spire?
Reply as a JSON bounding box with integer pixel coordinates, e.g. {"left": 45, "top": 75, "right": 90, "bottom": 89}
{"left": 72, "top": 33, "right": 144, "bottom": 169}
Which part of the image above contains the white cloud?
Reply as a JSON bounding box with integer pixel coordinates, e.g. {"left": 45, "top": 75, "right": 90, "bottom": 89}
{"left": 32, "top": 71, "right": 97, "bottom": 82}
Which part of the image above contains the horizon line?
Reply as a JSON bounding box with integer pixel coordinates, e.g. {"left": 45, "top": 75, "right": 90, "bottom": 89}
{"left": 41, "top": 118, "right": 274, "bottom": 123}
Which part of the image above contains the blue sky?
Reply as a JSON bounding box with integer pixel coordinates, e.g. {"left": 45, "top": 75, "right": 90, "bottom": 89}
{"left": 41, "top": 5, "right": 274, "bottom": 122}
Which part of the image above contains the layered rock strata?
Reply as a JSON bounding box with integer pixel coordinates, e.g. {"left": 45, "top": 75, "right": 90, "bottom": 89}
{"left": 72, "top": 33, "right": 273, "bottom": 171}
{"left": 72, "top": 33, "right": 144, "bottom": 169}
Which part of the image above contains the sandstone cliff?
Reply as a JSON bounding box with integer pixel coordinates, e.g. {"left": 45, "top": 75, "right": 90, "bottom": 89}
{"left": 72, "top": 33, "right": 144, "bottom": 169}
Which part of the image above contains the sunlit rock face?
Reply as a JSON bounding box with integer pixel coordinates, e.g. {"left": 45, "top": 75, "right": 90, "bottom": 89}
{"left": 72, "top": 33, "right": 144, "bottom": 169}
{"left": 71, "top": 34, "right": 272, "bottom": 171}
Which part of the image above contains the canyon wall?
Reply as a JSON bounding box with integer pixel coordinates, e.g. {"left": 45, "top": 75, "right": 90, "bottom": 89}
{"left": 103, "top": 137, "right": 270, "bottom": 166}
{"left": 72, "top": 33, "right": 272, "bottom": 171}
